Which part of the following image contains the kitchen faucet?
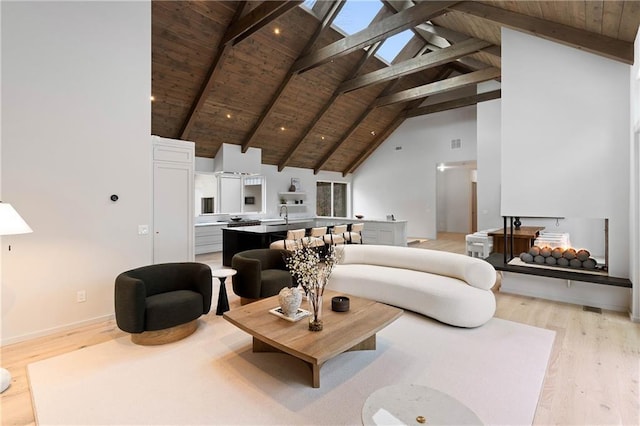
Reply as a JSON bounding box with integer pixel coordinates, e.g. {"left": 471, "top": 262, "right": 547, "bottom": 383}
{"left": 279, "top": 205, "right": 289, "bottom": 225}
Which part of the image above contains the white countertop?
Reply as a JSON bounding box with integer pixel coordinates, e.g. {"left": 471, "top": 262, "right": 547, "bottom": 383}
{"left": 195, "top": 217, "right": 406, "bottom": 227}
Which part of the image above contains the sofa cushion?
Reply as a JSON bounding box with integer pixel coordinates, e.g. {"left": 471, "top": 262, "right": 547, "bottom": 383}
{"left": 145, "top": 290, "right": 203, "bottom": 331}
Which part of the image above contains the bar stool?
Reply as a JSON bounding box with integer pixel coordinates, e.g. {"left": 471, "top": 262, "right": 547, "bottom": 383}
{"left": 300, "top": 226, "right": 324, "bottom": 248}
{"left": 345, "top": 223, "right": 364, "bottom": 244}
{"left": 270, "top": 229, "right": 305, "bottom": 251}
{"left": 323, "top": 224, "right": 347, "bottom": 245}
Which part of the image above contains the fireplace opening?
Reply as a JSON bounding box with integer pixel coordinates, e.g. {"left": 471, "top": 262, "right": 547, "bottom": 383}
{"left": 499, "top": 217, "right": 608, "bottom": 276}
{"left": 486, "top": 217, "right": 631, "bottom": 288}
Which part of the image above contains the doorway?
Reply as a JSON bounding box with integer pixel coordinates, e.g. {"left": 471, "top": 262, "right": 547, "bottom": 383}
{"left": 435, "top": 160, "right": 477, "bottom": 236}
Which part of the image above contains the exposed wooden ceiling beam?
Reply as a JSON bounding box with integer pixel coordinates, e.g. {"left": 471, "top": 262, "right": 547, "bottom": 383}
{"left": 292, "top": 1, "right": 459, "bottom": 73}
{"left": 338, "top": 38, "right": 491, "bottom": 94}
{"left": 241, "top": 1, "right": 344, "bottom": 153}
{"left": 383, "top": 1, "right": 500, "bottom": 58}
{"left": 449, "top": 1, "right": 634, "bottom": 65}
{"left": 179, "top": 2, "right": 248, "bottom": 140}
{"left": 278, "top": 41, "right": 384, "bottom": 172}
{"left": 278, "top": 4, "right": 402, "bottom": 171}
{"left": 222, "top": 1, "right": 302, "bottom": 46}
{"left": 375, "top": 66, "right": 501, "bottom": 107}
{"left": 343, "top": 68, "right": 454, "bottom": 175}
{"left": 342, "top": 114, "right": 404, "bottom": 176}
{"left": 312, "top": 41, "right": 434, "bottom": 174}
{"left": 404, "top": 89, "right": 501, "bottom": 118}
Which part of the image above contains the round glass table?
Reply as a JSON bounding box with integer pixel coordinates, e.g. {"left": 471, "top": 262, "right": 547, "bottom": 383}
{"left": 362, "top": 384, "right": 483, "bottom": 425}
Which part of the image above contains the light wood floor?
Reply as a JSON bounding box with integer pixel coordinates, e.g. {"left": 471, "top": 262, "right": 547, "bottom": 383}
{"left": 2, "top": 234, "right": 639, "bottom": 425}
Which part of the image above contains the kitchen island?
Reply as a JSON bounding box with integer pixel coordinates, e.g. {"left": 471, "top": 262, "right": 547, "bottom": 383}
{"left": 222, "top": 218, "right": 406, "bottom": 266}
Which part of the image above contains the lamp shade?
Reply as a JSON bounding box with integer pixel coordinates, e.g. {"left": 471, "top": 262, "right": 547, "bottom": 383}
{"left": 0, "top": 202, "right": 33, "bottom": 236}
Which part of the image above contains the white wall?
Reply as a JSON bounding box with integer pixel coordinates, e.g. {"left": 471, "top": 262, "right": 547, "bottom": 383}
{"left": 476, "top": 82, "right": 502, "bottom": 231}
{"left": 1, "top": 1, "right": 152, "bottom": 344}
{"left": 353, "top": 106, "right": 477, "bottom": 238}
{"left": 501, "top": 28, "right": 630, "bottom": 277}
{"left": 630, "top": 30, "right": 640, "bottom": 321}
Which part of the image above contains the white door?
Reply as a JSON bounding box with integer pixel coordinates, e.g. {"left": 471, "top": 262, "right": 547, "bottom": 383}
{"left": 153, "top": 162, "right": 193, "bottom": 263}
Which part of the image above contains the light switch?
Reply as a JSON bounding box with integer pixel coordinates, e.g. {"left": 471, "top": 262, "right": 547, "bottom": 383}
{"left": 138, "top": 225, "right": 149, "bottom": 235}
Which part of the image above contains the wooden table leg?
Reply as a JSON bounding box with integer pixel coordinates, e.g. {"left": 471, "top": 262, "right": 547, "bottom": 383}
{"left": 311, "top": 363, "right": 320, "bottom": 388}
{"left": 251, "top": 334, "right": 376, "bottom": 388}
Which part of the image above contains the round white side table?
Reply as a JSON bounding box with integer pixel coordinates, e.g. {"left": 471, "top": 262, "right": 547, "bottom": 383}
{"left": 362, "top": 384, "right": 482, "bottom": 425}
{"left": 211, "top": 269, "right": 237, "bottom": 315}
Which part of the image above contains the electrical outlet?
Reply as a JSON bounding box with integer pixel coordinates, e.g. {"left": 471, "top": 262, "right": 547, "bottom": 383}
{"left": 77, "top": 290, "right": 86, "bottom": 303}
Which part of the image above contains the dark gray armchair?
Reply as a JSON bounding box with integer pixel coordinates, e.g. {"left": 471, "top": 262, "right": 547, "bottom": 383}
{"left": 115, "top": 262, "right": 212, "bottom": 344}
{"left": 231, "top": 249, "right": 292, "bottom": 305}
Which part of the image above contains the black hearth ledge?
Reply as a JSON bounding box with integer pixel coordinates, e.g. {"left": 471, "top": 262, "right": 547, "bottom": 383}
{"left": 485, "top": 253, "right": 632, "bottom": 288}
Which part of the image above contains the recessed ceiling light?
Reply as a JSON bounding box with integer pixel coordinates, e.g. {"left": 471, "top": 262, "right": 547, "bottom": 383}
{"left": 226, "top": 113, "right": 232, "bottom": 119}
{"left": 150, "top": 95, "right": 155, "bottom": 101}
{"left": 280, "top": 126, "right": 286, "bottom": 131}
{"left": 274, "top": 28, "right": 281, "bottom": 35}
{"left": 370, "top": 130, "right": 376, "bottom": 136}
{"left": 321, "top": 136, "right": 325, "bottom": 140}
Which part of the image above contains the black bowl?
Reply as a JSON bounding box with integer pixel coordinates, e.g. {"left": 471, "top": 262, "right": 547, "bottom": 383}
{"left": 230, "top": 217, "right": 242, "bottom": 222}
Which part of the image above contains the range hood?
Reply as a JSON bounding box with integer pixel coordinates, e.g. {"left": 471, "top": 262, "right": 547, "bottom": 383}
{"left": 214, "top": 143, "right": 261, "bottom": 175}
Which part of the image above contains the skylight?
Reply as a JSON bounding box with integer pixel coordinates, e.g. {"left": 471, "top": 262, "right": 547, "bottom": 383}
{"left": 301, "top": 0, "right": 316, "bottom": 12}
{"left": 376, "top": 29, "right": 414, "bottom": 64}
{"left": 333, "top": 0, "right": 382, "bottom": 35}
{"left": 331, "top": 0, "right": 414, "bottom": 65}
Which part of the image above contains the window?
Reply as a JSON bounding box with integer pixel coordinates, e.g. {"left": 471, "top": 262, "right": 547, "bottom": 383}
{"left": 316, "top": 181, "right": 348, "bottom": 217}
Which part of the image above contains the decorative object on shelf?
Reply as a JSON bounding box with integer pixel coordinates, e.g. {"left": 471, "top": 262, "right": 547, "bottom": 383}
{"left": 514, "top": 217, "right": 521, "bottom": 230}
{"left": 285, "top": 244, "right": 341, "bottom": 332}
{"left": 331, "top": 296, "right": 350, "bottom": 312}
{"left": 278, "top": 287, "right": 302, "bottom": 318}
{"left": 290, "top": 177, "right": 301, "bottom": 192}
{"left": 230, "top": 217, "right": 242, "bottom": 222}
{"left": 355, "top": 214, "right": 364, "bottom": 219}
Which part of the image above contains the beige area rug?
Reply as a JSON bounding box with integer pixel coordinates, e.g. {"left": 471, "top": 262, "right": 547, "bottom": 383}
{"left": 28, "top": 311, "right": 555, "bottom": 425}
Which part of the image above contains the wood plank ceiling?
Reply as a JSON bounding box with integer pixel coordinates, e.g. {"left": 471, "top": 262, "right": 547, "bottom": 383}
{"left": 152, "top": 1, "right": 640, "bottom": 175}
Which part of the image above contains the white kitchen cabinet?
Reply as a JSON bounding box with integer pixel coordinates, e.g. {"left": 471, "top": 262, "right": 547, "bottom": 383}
{"left": 152, "top": 136, "right": 194, "bottom": 263}
{"left": 218, "top": 173, "right": 242, "bottom": 214}
{"left": 195, "top": 224, "right": 224, "bottom": 254}
{"left": 216, "top": 173, "right": 266, "bottom": 214}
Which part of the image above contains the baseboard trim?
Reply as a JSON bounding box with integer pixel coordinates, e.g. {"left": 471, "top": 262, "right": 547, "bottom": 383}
{"left": 1, "top": 314, "right": 115, "bottom": 346}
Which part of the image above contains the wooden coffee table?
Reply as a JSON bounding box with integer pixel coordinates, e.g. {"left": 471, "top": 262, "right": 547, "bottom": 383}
{"left": 223, "top": 290, "right": 403, "bottom": 388}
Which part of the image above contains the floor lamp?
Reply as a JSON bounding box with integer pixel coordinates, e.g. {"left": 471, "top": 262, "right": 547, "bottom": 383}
{"left": 0, "top": 201, "right": 33, "bottom": 393}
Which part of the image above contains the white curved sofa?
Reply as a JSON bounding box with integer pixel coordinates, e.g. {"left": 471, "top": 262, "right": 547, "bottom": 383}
{"left": 331, "top": 245, "right": 497, "bottom": 328}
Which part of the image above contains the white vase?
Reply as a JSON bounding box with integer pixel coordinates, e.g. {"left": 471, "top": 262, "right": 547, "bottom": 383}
{"left": 278, "top": 287, "right": 302, "bottom": 317}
